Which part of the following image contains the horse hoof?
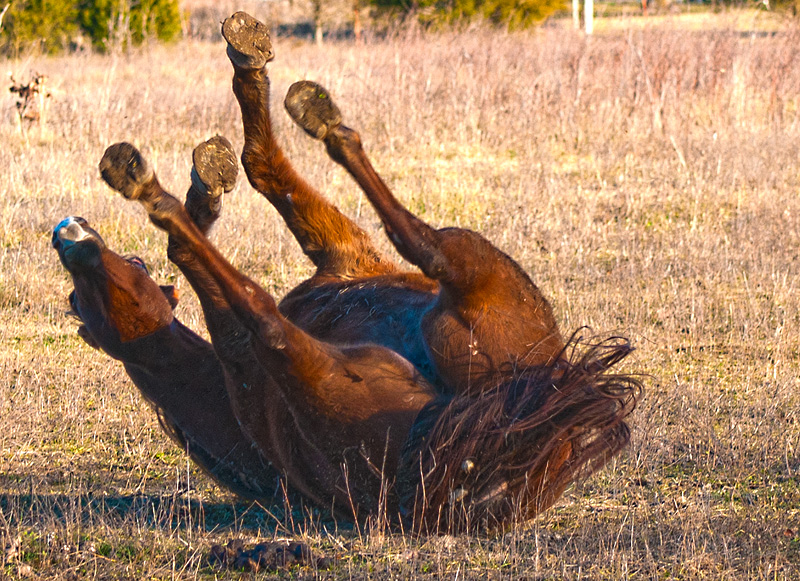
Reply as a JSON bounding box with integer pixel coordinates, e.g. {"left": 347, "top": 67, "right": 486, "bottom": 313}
{"left": 99, "top": 142, "right": 153, "bottom": 200}
{"left": 191, "top": 135, "right": 238, "bottom": 197}
{"left": 222, "top": 12, "right": 274, "bottom": 70}
{"left": 284, "top": 81, "right": 342, "bottom": 140}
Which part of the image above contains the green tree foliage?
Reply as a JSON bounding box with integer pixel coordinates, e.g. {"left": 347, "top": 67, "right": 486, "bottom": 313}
{"left": 769, "top": 0, "right": 800, "bottom": 15}
{"left": 78, "top": 0, "right": 181, "bottom": 49}
{"left": 3, "top": 0, "right": 78, "bottom": 54}
{"left": 1, "top": 0, "right": 181, "bottom": 54}
{"left": 371, "top": 0, "right": 565, "bottom": 28}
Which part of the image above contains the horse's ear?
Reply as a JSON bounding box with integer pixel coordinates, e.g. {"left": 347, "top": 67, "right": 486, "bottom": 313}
{"left": 160, "top": 285, "right": 180, "bottom": 310}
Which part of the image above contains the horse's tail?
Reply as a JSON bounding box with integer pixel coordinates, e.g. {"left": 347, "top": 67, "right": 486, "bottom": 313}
{"left": 397, "top": 333, "right": 642, "bottom": 533}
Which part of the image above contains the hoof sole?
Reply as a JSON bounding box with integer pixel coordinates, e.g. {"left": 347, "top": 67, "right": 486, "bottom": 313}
{"left": 99, "top": 142, "right": 153, "bottom": 200}
{"left": 284, "top": 81, "right": 342, "bottom": 140}
{"left": 192, "top": 135, "right": 238, "bottom": 196}
{"left": 222, "top": 12, "right": 274, "bottom": 70}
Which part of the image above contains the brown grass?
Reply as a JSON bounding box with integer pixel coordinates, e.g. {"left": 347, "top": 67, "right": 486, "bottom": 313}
{"left": 1, "top": 14, "right": 799, "bottom": 579}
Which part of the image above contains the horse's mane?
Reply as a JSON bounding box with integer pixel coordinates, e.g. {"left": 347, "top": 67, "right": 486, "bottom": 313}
{"left": 397, "top": 331, "right": 643, "bottom": 533}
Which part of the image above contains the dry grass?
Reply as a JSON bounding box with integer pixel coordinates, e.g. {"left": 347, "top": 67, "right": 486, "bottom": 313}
{"left": 1, "top": 14, "right": 800, "bottom": 579}
{"left": 591, "top": 7, "right": 788, "bottom": 32}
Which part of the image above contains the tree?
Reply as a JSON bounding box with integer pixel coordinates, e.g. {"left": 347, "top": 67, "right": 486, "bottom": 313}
{"left": 0, "top": 0, "right": 181, "bottom": 54}
{"left": 311, "top": 0, "right": 323, "bottom": 44}
{"left": 78, "top": 0, "right": 181, "bottom": 50}
{"left": 769, "top": 0, "right": 800, "bottom": 15}
{"left": 372, "top": 0, "right": 565, "bottom": 28}
{"left": 129, "top": 0, "right": 180, "bottom": 44}
{"left": 3, "top": 0, "right": 78, "bottom": 54}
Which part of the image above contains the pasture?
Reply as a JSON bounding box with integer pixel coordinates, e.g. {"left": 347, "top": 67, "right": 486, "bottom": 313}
{"left": 1, "top": 11, "right": 800, "bottom": 579}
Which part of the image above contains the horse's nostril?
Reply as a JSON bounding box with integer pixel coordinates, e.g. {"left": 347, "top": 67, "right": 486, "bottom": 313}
{"left": 54, "top": 217, "right": 78, "bottom": 244}
{"left": 53, "top": 217, "right": 92, "bottom": 247}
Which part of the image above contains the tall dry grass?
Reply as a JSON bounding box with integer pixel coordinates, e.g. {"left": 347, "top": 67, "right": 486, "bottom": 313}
{"left": 1, "top": 16, "right": 799, "bottom": 579}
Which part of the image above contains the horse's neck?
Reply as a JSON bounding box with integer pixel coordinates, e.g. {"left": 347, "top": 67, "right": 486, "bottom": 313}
{"left": 120, "top": 320, "right": 218, "bottom": 381}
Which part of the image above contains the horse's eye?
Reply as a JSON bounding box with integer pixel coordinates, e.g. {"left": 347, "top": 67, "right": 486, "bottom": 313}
{"left": 126, "top": 256, "right": 149, "bottom": 274}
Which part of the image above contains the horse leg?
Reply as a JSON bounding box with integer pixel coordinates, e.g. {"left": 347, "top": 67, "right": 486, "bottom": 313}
{"left": 222, "top": 12, "right": 395, "bottom": 280}
{"left": 222, "top": 14, "right": 442, "bottom": 382}
{"left": 184, "top": 135, "right": 238, "bottom": 233}
{"left": 100, "top": 142, "right": 436, "bottom": 516}
{"left": 165, "top": 136, "right": 238, "bottom": 312}
{"left": 168, "top": 138, "right": 280, "bottom": 421}
{"left": 285, "top": 83, "right": 564, "bottom": 393}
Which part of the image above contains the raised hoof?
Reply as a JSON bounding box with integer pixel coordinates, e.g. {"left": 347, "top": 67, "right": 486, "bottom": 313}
{"left": 284, "top": 81, "right": 342, "bottom": 140}
{"left": 222, "top": 12, "right": 274, "bottom": 70}
{"left": 99, "top": 142, "right": 153, "bottom": 200}
{"left": 191, "top": 135, "right": 238, "bottom": 197}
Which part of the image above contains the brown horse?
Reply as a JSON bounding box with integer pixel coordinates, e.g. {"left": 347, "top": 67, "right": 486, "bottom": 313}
{"left": 82, "top": 12, "right": 639, "bottom": 532}
{"left": 54, "top": 9, "right": 640, "bottom": 531}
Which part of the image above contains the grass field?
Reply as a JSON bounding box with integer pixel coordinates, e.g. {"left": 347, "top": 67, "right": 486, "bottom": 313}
{"left": 1, "top": 11, "right": 800, "bottom": 579}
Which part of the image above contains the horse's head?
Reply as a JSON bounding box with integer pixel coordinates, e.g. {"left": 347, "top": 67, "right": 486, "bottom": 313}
{"left": 52, "top": 216, "right": 177, "bottom": 357}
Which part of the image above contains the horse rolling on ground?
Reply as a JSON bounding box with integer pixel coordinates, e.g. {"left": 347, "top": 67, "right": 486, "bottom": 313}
{"left": 54, "top": 11, "right": 641, "bottom": 532}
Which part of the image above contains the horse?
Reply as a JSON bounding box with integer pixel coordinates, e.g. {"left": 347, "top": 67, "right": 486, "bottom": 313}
{"left": 55, "top": 11, "right": 641, "bottom": 532}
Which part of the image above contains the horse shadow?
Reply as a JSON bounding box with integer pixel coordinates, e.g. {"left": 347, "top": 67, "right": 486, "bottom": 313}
{"left": 0, "top": 488, "right": 349, "bottom": 535}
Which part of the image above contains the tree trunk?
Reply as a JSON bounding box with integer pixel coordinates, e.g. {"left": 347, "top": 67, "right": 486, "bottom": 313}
{"left": 313, "top": 0, "right": 323, "bottom": 46}
{"left": 572, "top": 0, "right": 580, "bottom": 30}
{"left": 353, "top": 1, "right": 362, "bottom": 44}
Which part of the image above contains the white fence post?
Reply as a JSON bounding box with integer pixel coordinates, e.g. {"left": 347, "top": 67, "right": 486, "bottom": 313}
{"left": 584, "top": 0, "right": 594, "bottom": 35}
